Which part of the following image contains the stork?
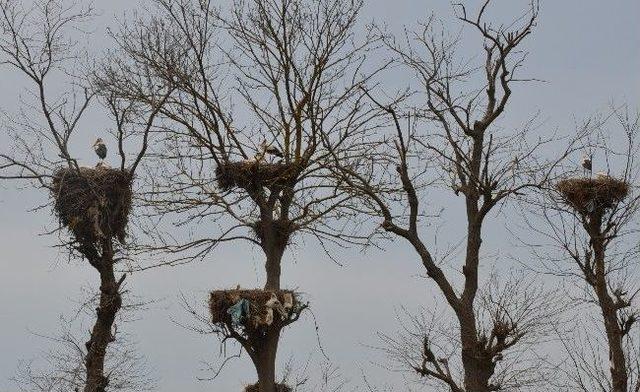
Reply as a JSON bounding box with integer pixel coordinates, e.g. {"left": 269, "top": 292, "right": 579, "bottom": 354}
{"left": 93, "top": 138, "right": 107, "bottom": 162}
{"left": 581, "top": 155, "right": 592, "bottom": 177}
{"left": 261, "top": 140, "right": 283, "bottom": 159}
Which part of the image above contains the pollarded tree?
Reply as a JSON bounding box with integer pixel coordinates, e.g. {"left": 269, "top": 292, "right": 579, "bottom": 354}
{"left": 326, "top": 1, "right": 580, "bottom": 391}
{"left": 526, "top": 109, "right": 640, "bottom": 392}
{"left": 94, "top": 0, "right": 381, "bottom": 391}
{"left": 0, "top": 1, "right": 169, "bottom": 390}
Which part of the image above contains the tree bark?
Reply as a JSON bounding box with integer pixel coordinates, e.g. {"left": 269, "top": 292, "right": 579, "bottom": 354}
{"left": 459, "top": 310, "right": 494, "bottom": 392}
{"left": 254, "top": 219, "right": 288, "bottom": 390}
{"left": 264, "top": 245, "right": 284, "bottom": 290}
{"left": 83, "top": 240, "right": 123, "bottom": 392}
{"left": 459, "top": 219, "right": 496, "bottom": 392}
{"left": 457, "top": 131, "right": 495, "bottom": 391}
{"left": 589, "top": 214, "right": 628, "bottom": 392}
{"left": 261, "top": 219, "right": 288, "bottom": 291}
{"left": 251, "top": 329, "right": 281, "bottom": 392}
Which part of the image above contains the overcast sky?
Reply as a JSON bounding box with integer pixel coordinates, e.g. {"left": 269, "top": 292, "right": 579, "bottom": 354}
{"left": 1, "top": 1, "right": 639, "bottom": 391}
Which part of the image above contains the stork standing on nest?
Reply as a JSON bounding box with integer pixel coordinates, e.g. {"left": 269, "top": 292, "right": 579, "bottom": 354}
{"left": 93, "top": 138, "right": 107, "bottom": 165}
{"left": 581, "top": 155, "right": 592, "bottom": 177}
{"left": 265, "top": 144, "right": 283, "bottom": 159}
{"left": 255, "top": 139, "right": 284, "bottom": 163}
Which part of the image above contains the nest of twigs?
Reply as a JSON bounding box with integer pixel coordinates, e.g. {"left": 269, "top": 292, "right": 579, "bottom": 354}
{"left": 556, "top": 176, "right": 629, "bottom": 214}
{"left": 51, "top": 166, "right": 133, "bottom": 244}
{"left": 245, "top": 383, "right": 292, "bottom": 392}
{"left": 215, "top": 161, "right": 294, "bottom": 191}
{"left": 209, "top": 289, "right": 300, "bottom": 331}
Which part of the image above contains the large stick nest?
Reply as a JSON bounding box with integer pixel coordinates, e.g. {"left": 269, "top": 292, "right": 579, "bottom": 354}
{"left": 51, "top": 166, "right": 133, "bottom": 244}
{"left": 215, "top": 161, "right": 296, "bottom": 191}
{"left": 209, "top": 289, "right": 301, "bottom": 332}
{"left": 245, "top": 383, "right": 292, "bottom": 392}
{"left": 556, "top": 176, "right": 629, "bottom": 214}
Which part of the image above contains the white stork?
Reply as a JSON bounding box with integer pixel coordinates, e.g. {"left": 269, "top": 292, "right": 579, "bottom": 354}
{"left": 581, "top": 155, "right": 592, "bottom": 177}
{"left": 93, "top": 138, "right": 107, "bottom": 162}
{"left": 261, "top": 140, "right": 283, "bottom": 159}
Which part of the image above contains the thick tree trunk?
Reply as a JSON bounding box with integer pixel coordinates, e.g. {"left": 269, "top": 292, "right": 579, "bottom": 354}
{"left": 254, "top": 222, "right": 287, "bottom": 390}
{"left": 599, "top": 294, "right": 628, "bottom": 392}
{"left": 458, "top": 303, "right": 496, "bottom": 391}
{"left": 251, "top": 204, "right": 292, "bottom": 389}
{"left": 258, "top": 247, "right": 284, "bottom": 392}
{"left": 459, "top": 311, "right": 494, "bottom": 392}
{"left": 251, "top": 329, "right": 281, "bottom": 392}
{"left": 264, "top": 246, "right": 284, "bottom": 290}
{"left": 262, "top": 221, "right": 287, "bottom": 290}
{"left": 83, "top": 241, "right": 123, "bottom": 392}
{"left": 459, "top": 213, "right": 496, "bottom": 392}
{"left": 590, "top": 220, "right": 628, "bottom": 392}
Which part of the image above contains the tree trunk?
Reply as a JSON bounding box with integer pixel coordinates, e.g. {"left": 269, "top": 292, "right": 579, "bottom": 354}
{"left": 459, "top": 214, "right": 496, "bottom": 392}
{"left": 83, "top": 241, "right": 123, "bottom": 392}
{"left": 251, "top": 329, "right": 281, "bottom": 392}
{"left": 264, "top": 246, "right": 284, "bottom": 290}
{"left": 599, "top": 296, "right": 628, "bottom": 392}
{"left": 459, "top": 310, "right": 494, "bottom": 392}
{"left": 258, "top": 246, "right": 284, "bottom": 391}
{"left": 590, "top": 222, "right": 628, "bottom": 392}
{"left": 253, "top": 209, "right": 291, "bottom": 389}
{"left": 262, "top": 224, "right": 287, "bottom": 290}
{"left": 255, "top": 223, "right": 287, "bottom": 390}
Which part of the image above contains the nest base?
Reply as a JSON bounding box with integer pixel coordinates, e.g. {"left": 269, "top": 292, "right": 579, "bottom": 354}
{"left": 244, "top": 383, "right": 291, "bottom": 392}
{"left": 215, "top": 161, "right": 295, "bottom": 191}
{"left": 209, "top": 288, "right": 300, "bottom": 332}
{"left": 556, "top": 176, "right": 628, "bottom": 214}
{"left": 52, "top": 166, "right": 132, "bottom": 244}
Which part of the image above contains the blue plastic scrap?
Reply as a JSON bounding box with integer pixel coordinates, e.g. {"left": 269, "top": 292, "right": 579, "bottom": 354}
{"left": 227, "top": 298, "right": 251, "bottom": 327}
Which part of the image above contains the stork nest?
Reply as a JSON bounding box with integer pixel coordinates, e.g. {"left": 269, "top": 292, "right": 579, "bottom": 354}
{"left": 51, "top": 166, "right": 133, "bottom": 244}
{"left": 245, "top": 383, "right": 292, "bottom": 392}
{"left": 209, "top": 289, "right": 301, "bottom": 331}
{"left": 556, "top": 176, "right": 629, "bottom": 214}
{"left": 215, "top": 161, "right": 295, "bottom": 191}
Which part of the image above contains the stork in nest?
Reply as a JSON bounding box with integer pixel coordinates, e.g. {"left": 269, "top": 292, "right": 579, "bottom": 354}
{"left": 581, "top": 155, "right": 592, "bottom": 177}
{"left": 93, "top": 138, "right": 107, "bottom": 164}
{"left": 254, "top": 139, "right": 284, "bottom": 163}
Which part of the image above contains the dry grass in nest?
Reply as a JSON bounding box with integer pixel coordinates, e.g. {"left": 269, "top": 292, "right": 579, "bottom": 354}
{"left": 245, "top": 383, "right": 292, "bottom": 392}
{"left": 209, "top": 289, "right": 298, "bottom": 328}
{"left": 215, "top": 161, "right": 295, "bottom": 191}
{"left": 556, "top": 176, "right": 629, "bottom": 214}
{"left": 51, "top": 166, "right": 132, "bottom": 244}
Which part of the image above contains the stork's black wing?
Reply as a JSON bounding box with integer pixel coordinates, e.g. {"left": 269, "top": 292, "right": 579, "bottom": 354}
{"left": 266, "top": 146, "right": 283, "bottom": 158}
{"left": 95, "top": 144, "right": 107, "bottom": 159}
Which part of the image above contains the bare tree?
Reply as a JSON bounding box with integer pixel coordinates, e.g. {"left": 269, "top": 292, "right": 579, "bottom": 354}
{"left": 378, "top": 272, "right": 563, "bottom": 392}
{"left": 525, "top": 108, "right": 640, "bottom": 392}
{"left": 94, "top": 0, "right": 382, "bottom": 391}
{"left": 12, "top": 312, "right": 155, "bottom": 392}
{"left": 325, "top": 1, "right": 581, "bottom": 390}
{"left": 0, "top": 1, "right": 168, "bottom": 390}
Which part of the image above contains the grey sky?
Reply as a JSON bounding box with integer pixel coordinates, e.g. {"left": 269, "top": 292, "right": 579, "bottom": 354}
{"left": 1, "top": 0, "right": 639, "bottom": 391}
